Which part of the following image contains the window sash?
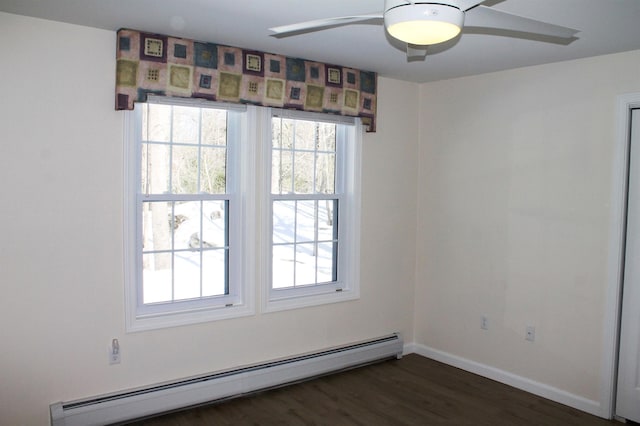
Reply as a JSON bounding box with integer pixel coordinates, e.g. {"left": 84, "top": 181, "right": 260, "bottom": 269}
{"left": 267, "top": 114, "right": 350, "bottom": 302}
{"left": 272, "top": 197, "right": 340, "bottom": 285}
{"left": 126, "top": 99, "right": 250, "bottom": 328}
{"left": 135, "top": 197, "right": 236, "bottom": 317}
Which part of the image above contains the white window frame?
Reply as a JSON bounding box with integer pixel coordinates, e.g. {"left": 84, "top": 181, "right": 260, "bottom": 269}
{"left": 261, "top": 108, "right": 362, "bottom": 313}
{"left": 124, "top": 97, "right": 256, "bottom": 332}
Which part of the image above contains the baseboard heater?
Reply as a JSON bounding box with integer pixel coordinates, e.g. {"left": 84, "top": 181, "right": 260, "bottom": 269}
{"left": 50, "top": 333, "right": 403, "bottom": 426}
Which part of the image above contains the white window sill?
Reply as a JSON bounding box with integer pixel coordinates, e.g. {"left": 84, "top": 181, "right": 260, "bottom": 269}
{"left": 125, "top": 302, "right": 255, "bottom": 332}
{"left": 262, "top": 288, "right": 360, "bottom": 314}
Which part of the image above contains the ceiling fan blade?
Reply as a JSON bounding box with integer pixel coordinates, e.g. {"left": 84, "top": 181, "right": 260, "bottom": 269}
{"left": 406, "top": 44, "right": 428, "bottom": 60}
{"left": 464, "top": 5, "right": 579, "bottom": 39}
{"left": 269, "top": 13, "right": 383, "bottom": 37}
{"left": 458, "top": 0, "right": 485, "bottom": 12}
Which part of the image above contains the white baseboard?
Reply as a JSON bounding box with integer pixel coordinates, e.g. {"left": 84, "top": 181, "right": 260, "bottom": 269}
{"left": 402, "top": 342, "right": 417, "bottom": 356}
{"left": 410, "top": 343, "right": 603, "bottom": 418}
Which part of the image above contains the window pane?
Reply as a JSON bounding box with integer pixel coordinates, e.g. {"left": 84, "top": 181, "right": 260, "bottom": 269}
{"left": 296, "top": 200, "right": 316, "bottom": 243}
{"left": 171, "top": 145, "right": 199, "bottom": 194}
{"left": 271, "top": 150, "right": 281, "bottom": 193}
{"left": 200, "top": 146, "right": 226, "bottom": 194}
{"left": 294, "top": 151, "right": 314, "bottom": 193}
{"left": 272, "top": 149, "right": 293, "bottom": 194}
{"left": 142, "top": 201, "right": 172, "bottom": 252}
{"left": 273, "top": 201, "right": 296, "bottom": 243}
{"left": 294, "top": 120, "right": 316, "bottom": 151}
{"left": 317, "top": 200, "right": 336, "bottom": 241}
{"left": 272, "top": 117, "right": 300, "bottom": 200}
{"left": 317, "top": 122, "right": 336, "bottom": 151}
{"left": 277, "top": 119, "right": 294, "bottom": 149}
{"left": 273, "top": 151, "right": 293, "bottom": 194}
{"left": 295, "top": 243, "right": 317, "bottom": 286}
{"left": 201, "top": 109, "right": 227, "bottom": 146}
{"left": 142, "top": 252, "right": 173, "bottom": 304}
{"left": 317, "top": 242, "right": 336, "bottom": 283}
{"left": 315, "top": 153, "right": 335, "bottom": 194}
{"left": 202, "top": 249, "right": 227, "bottom": 296}
{"left": 173, "top": 251, "right": 201, "bottom": 300}
{"left": 272, "top": 117, "right": 282, "bottom": 148}
{"left": 201, "top": 200, "right": 227, "bottom": 249}
{"left": 172, "top": 106, "right": 199, "bottom": 144}
{"left": 141, "top": 143, "right": 170, "bottom": 194}
{"left": 144, "top": 103, "right": 171, "bottom": 142}
{"left": 172, "top": 201, "right": 202, "bottom": 251}
{"left": 273, "top": 244, "right": 295, "bottom": 288}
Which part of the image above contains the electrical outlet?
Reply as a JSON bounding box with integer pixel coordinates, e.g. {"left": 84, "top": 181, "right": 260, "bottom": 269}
{"left": 525, "top": 326, "right": 535, "bottom": 342}
{"left": 109, "top": 338, "right": 121, "bottom": 365}
{"left": 481, "top": 315, "right": 489, "bottom": 330}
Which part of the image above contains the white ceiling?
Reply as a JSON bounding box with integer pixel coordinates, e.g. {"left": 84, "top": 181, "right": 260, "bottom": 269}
{"left": 1, "top": 0, "right": 640, "bottom": 83}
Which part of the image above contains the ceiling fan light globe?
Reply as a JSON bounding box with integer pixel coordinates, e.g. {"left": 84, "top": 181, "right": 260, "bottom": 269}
{"left": 387, "top": 20, "right": 461, "bottom": 45}
{"left": 385, "top": 3, "right": 464, "bottom": 45}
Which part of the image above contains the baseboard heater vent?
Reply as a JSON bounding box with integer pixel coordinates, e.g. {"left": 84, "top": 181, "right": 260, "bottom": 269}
{"left": 50, "top": 333, "right": 403, "bottom": 426}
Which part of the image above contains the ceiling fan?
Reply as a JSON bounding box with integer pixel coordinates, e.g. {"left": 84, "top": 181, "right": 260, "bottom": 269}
{"left": 269, "top": 0, "right": 579, "bottom": 59}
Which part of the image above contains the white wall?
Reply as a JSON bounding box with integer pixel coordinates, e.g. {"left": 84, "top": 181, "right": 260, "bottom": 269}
{"left": 0, "top": 12, "right": 419, "bottom": 425}
{"left": 415, "top": 49, "right": 640, "bottom": 405}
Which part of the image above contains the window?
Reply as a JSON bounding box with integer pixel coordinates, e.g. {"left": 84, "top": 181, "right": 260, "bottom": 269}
{"left": 264, "top": 110, "right": 361, "bottom": 311}
{"left": 125, "top": 100, "right": 361, "bottom": 330}
{"left": 124, "top": 98, "right": 254, "bottom": 331}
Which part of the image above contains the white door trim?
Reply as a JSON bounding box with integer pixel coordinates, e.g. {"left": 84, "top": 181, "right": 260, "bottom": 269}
{"left": 601, "top": 92, "right": 640, "bottom": 419}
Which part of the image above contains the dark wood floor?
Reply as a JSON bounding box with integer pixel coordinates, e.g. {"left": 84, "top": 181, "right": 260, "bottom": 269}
{"left": 124, "top": 354, "right": 620, "bottom": 426}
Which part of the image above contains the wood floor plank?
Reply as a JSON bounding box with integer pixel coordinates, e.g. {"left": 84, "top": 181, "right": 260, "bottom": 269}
{"left": 123, "top": 354, "right": 619, "bottom": 426}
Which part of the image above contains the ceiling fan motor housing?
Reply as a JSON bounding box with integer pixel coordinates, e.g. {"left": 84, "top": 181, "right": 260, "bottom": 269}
{"left": 384, "top": 0, "right": 465, "bottom": 45}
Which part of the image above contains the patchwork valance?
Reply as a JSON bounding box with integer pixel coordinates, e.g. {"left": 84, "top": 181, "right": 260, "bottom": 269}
{"left": 115, "top": 29, "right": 377, "bottom": 131}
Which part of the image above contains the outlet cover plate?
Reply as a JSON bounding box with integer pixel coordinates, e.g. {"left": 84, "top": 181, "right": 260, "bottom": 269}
{"left": 525, "top": 326, "right": 535, "bottom": 342}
